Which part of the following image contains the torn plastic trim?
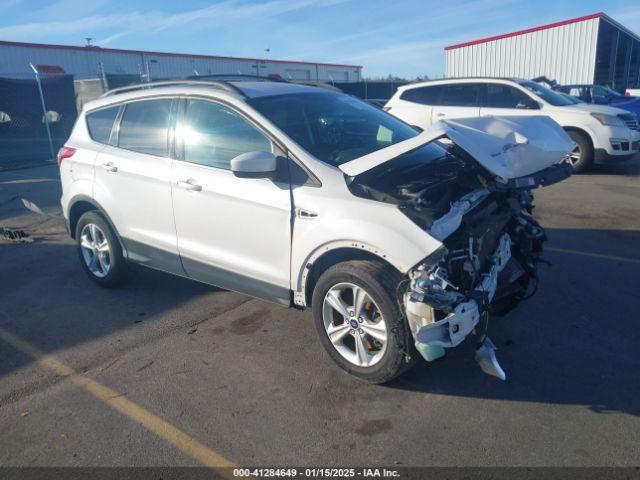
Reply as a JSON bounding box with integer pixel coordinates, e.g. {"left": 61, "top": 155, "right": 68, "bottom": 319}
{"left": 404, "top": 233, "right": 512, "bottom": 356}
{"left": 428, "top": 188, "right": 490, "bottom": 241}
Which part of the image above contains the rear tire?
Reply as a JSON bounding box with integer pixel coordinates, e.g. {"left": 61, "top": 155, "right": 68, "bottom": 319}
{"left": 311, "top": 260, "right": 416, "bottom": 384}
{"left": 566, "top": 130, "right": 593, "bottom": 173}
{"left": 75, "top": 211, "right": 132, "bottom": 288}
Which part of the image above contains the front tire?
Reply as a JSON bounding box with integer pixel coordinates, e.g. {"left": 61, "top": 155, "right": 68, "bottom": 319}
{"left": 566, "top": 130, "right": 593, "bottom": 173}
{"left": 75, "top": 210, "right": 131, "bottom": 287}
{"left": 311, "top": 260, "right": 415, "bottom": 384}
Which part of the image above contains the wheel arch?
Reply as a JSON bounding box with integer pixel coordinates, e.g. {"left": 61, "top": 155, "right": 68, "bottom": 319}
{"left": 296, "top": 244, "right": 404, "bottom": 308}
{"left": 68, "top": 195, "right": 127, "bottom": 255}
{"left": 563, "top": 126, "right": 594, "bottom": 151}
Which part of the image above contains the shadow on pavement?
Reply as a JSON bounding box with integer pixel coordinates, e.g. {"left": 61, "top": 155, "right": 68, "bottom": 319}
{"left": 0, "top": 240, "right": 226, "bottom": 382}
{"left": 1, "top": 226, "right": 639, "bottom": 417}
{"left": 586, "top": 155, "right": 640, "bottom": 176}
{"left": 387, "top": 227, "right": 640, "bottom": 416}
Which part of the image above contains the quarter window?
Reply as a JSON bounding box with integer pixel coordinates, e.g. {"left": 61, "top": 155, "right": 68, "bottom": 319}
{"left": 118, "top": 99, "right": 172, "bottom": 157}
{"left": 483, "top": 84, "right": 533, "bottom": 109}
{"left": 86, "top": 106, "right": 119, "bottom": 144}
{"left": 400, "top": 86, "right": 443, "bottom": 105}
{"left": 180, "top": 99, "right": 272, "bottom": 170}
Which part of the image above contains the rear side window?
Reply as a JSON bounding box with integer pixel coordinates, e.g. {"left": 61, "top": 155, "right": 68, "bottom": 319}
{"left": 483, "top": 84, "right": 532, "bottom": 108}
{"left": 400, "top": 86, "right": 443, "bottom": 105}
{"left": 118, "top": 99, "right": 172, "bottom": 157}
{"left": 86, "top": 106, "right": 119, "bottom": 144}
{"left": 179, "top": 99, "right": 272, "bottom": 170}
{"left": 439, "top": 84, "right": 481, "bottom": 107}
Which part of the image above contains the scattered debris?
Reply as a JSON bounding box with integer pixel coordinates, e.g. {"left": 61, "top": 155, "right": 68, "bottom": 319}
{"left": 187, "top": 328, "right": 198, "bottom": 335}
{"left": 20, "top": 411, "right": 29, "bottom": 417}
{"left": 21, "top": 198, "right": 47, "bottom": 216}
{"left": 1, "top": 227, "right": 32, "bottom": 243}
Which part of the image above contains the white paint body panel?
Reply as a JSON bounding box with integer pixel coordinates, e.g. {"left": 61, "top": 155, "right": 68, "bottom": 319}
{"left": 170, "top": 159, "right": 292, "bottom": 290}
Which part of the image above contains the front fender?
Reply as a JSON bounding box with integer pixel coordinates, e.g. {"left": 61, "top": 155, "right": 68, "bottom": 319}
{"left": 291, "top": 205, "right": 442, "bottom": 305}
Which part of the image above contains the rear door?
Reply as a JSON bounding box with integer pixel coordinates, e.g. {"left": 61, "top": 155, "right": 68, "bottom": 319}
{"left": 430, "top": 83, "right": 481, "bottom": 122}
{"left": 92, "top": 97, "right": 183, "bottom": 275}
{"left": 170, "top": 97, "right": 292, "bottom": 304}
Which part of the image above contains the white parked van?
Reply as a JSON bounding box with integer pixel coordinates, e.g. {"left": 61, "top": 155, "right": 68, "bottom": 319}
{"left": 385, "top": 78, "right": 640, "bottom": 172}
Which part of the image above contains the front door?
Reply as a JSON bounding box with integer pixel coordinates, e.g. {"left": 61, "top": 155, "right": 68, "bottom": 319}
{"left": 170, "top": 98, "right": 292, "bottom": 304}
{"left": 479, "top": 83, "right": 540, "bottom": 118}
{"left": 430, "top": 83, "right": 481, "bottom": 123}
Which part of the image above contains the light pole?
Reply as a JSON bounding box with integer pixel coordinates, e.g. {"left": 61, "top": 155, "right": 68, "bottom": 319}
{"left": 29, "top": 63, "right": 55, "bottom": 162}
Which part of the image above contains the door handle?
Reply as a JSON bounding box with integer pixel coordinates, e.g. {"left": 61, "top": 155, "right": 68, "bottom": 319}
{"left": 101, "top": 162, "right": 118, "bottom": 173}
{"left": 297, "top": 208, "right": 318, "bottom": 219}
{"left": 178, "top": 179, "right": 202, "bottom": 192}
{"left": 436, "top": 113, "right": 446, "bottom": 117}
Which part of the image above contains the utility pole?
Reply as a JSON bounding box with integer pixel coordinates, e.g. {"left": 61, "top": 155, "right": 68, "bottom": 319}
{"left": 29, "top": 63, "right": 55, "bottom": 162}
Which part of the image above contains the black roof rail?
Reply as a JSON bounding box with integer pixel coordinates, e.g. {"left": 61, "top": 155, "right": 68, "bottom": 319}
{"left": 187, "top": 73, "right": 289, "bottom": 83}
{"left": 101, "top": 80, "right": 245, "bottom": 98}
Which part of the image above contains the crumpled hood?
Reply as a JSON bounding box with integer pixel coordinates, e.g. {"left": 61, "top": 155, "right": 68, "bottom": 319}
{"left": 339, "top": 115, "right": 574, "bottom": 181}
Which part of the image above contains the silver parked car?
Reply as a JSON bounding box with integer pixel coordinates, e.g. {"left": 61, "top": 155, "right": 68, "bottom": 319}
{"left": 59, "top": 80, "right": 572, "bottom": 383}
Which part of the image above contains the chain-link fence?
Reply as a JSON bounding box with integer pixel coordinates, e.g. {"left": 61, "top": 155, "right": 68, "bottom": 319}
{"left": 0, "top": 72, "right": 77, "bottom": 170}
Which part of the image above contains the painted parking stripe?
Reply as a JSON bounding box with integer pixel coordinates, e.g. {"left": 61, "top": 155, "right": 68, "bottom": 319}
{"left": 546, "top": 246, "right": 640, "bottom": 265}
{"left": 0, "top": 327, "right": 236, "bottom": 475}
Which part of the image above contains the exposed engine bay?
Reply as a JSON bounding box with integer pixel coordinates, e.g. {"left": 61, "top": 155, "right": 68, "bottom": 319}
{"left": 346, "top": 117, "right": 574, "bottom": 380}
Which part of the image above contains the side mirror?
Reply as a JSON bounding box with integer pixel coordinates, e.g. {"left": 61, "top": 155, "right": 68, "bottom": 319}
{"left": 230, "top": 151, "right": 277, "bottom": 178}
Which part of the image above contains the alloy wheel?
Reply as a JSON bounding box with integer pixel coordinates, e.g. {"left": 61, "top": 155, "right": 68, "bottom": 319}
{"left": 568, "top": 144, "right": 582, "bottom": 166}
{"left": 79, "top": 223, "right": 111, "bottom": 278}
{"left": 322, "top": 282, "right": 388, "bottom": 367}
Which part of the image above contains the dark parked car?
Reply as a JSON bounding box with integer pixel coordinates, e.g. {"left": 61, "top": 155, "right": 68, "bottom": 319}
{"left": 556, "top": 84, "right": 640, "bottom": 117}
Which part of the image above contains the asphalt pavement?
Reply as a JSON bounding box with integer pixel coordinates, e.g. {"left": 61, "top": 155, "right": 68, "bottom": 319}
{"left": 0, "top": 159, "right": 639, "bottom": 468}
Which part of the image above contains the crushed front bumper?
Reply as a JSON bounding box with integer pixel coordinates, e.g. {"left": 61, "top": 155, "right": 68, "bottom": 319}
{"left": 405, "top": 233, "right": 511, "bottom": 353}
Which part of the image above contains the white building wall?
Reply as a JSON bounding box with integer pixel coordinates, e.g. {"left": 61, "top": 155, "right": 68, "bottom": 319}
{"left": 445, "top": 17, "right": 600, "bottom": 84}
{"left": 0, "top": 43, "right": 361, "bottom": 82}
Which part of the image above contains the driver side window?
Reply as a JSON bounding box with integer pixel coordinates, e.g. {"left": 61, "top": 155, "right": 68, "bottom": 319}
{"left": 180, "top": 99, "right": 272, "bottom": 170}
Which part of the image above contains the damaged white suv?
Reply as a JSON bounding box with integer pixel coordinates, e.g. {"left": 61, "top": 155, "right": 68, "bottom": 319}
{"left": 59, "top": 80, "right": 573, "bottom": 383}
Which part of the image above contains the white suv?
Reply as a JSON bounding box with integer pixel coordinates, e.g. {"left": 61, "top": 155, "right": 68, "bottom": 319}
{"left": 385, "top": 78, "right": 640, "bottom": 172}
{"left": 60, "top": 80, "right": 572, "bottom": 383}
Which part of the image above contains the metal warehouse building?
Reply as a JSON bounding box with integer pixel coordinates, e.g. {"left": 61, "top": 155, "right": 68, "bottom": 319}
{"left": 0, "top": 40, "right": 362, "bottom": 83}
{"left": 445, "top": 12, "right": 640, "bottom": 91}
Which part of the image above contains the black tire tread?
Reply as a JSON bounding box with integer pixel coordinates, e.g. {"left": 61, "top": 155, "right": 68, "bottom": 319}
{"left": 75, "top": 210, "right": 132, "bottom": 288}
{"left": 311, "top": 259, "right": 416, "bottom": 384}
{"left": 566, "top": 130, "right": 593, "bottom": 173}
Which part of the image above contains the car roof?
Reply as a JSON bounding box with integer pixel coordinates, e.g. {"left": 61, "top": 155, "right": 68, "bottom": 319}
{"left": 397, "top": 77, "right": 524, "bottom": 91}
{"left": 232, "top": 81, "right": 324, "bottom": 98}
{"left": 83, "top": 80, "right": 333, "bottom": 112}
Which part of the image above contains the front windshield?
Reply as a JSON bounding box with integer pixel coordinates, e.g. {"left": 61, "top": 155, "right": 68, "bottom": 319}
{"left": 517, "top": 80, "right": 576, "bottom": 107}
{"left": 248, "top": 92, "right": 418, "bottom": 166}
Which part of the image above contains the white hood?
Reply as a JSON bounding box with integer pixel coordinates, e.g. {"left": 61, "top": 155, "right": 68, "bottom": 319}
{"left": 558, "top": 102, "right": 631, "bottom": 116}
{"left": 339, "top": 115, "right": 574, "bottom": 181}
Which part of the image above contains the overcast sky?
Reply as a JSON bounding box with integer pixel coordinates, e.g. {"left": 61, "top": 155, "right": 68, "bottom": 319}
{"left": 1, "top": 0, "right": 639, "bottom": 79}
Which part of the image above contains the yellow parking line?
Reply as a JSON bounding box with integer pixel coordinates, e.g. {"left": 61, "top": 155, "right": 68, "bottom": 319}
{"left": 546, "top": 246, "right": 640, "bottom": 265}
{"left": 0, "top": 327, "right": 236, "bottom": 475}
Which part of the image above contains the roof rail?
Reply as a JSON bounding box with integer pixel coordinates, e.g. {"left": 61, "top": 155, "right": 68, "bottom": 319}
{"left": 187, "top": 73, "right": 289, "bottom": 83}
{"left": 101, "top": 80, "right": 245, "bottom": 98}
